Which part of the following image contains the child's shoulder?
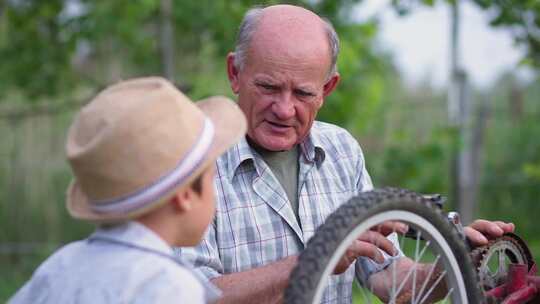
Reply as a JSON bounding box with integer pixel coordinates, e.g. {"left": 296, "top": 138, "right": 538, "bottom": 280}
{"left": 130, "top": 261, "right": 207, "bottom": 302}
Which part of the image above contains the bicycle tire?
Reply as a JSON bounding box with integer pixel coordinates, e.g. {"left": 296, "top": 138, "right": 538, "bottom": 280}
{"left": 284, "top": 188, "right": 483, "bottom": 304}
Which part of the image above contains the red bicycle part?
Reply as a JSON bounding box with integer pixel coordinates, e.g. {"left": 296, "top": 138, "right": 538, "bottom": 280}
{"left": 484, "top": 263, "right": 540, "bottom": 303}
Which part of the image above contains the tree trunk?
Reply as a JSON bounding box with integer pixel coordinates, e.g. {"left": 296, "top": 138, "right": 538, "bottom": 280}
{"left": 160, "top": 0, "right": 175, "bottom": 81}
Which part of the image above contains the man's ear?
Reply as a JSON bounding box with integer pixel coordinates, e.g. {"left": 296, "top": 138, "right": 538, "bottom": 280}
{"left": 169, "top": 188, "right": 193, "bottom": 214}
{"left": 322, "top": 73, "right": 340, "bottom": 98}
{"left": 227, "top": 52, "right": 240, "bottom": 94}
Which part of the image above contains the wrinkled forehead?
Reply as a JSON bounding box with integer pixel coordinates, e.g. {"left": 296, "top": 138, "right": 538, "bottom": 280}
{"left": 247, "top": 57, "right": 329, "bottom": 88}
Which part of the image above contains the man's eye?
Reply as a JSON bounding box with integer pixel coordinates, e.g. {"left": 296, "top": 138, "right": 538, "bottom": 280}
{"left": 295, "top": 90, "right": 314, "bottom": 97}
{"left": 258, "top": 83, "right": 277, "bottom": 91}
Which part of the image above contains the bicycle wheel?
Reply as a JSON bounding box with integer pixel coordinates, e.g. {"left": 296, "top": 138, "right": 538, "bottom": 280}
{"left": 284, "top": 188, "right": 483, "bottom": 304}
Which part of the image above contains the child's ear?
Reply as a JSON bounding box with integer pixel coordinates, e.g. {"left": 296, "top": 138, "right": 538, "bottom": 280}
{"left": 170, "top": 188, "right": 194, "bottom": 213}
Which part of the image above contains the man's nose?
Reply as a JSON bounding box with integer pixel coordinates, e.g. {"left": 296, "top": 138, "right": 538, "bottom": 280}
{"left": 272, "top": 92, "right": 295, "bottom": 119}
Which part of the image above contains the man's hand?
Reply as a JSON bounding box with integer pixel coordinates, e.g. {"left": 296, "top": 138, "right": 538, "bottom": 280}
{"left": 464, "top": 219, "right": 515, "bottom": 247}
{"left": 333, "top": 221, "right": 408, "bottom": 274}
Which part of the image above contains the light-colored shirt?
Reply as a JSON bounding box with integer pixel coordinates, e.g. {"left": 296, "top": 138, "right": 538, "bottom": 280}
{"left": 10, "top": 221, "right": 220, "bottom": 304}
{"left": 176, "top": 121, "right": 401, "bottom": 304}
{"left": 252, "top": 143, "right": 300, "bottom": 224}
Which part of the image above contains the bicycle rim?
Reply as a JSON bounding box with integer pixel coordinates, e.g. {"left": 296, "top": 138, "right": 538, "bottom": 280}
{"left": 284, "top": 189, "right": 483, "bottom": 304}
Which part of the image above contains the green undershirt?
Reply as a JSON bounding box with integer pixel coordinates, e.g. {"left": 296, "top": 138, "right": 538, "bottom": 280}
{"left": 250, "top": 140, "right": 301, "bottom": 226}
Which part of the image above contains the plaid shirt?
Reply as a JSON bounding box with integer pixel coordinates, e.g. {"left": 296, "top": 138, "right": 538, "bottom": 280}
{"left": 176, "top": 121, "right": 384, "bottom": 303}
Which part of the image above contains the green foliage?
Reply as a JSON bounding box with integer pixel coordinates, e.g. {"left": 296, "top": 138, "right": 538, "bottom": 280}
{"left": 374, "top": 127, "right": 454, "bottom": 194}
{"left": 478, "top": 75, "right": 540, "bottom": 241}
{"left": 523, "top": 162, "right": 540, "bottom": 180}
{"left": 0, "top": 0, "right": 366, "bottom": 101}
{"left": 318, "top": 21, "right": 393, "bottom": 135}
{"left": 391, "top": 0, "right": 436, "bottom": 16}
{"left": 0, "top": 1, "right": 78, "bottom": 99}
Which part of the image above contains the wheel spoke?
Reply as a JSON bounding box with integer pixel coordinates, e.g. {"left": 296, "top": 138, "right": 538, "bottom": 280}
{"left": 376, "top": 226, "right": 388, "bottom": 303}
{"left": 414, "top": 252, "right": 437, "bottom": 304}
{"left": 397, "top": 231, "right": 406, "bottom": 301}
{"left": 391, "top": 240, "right": 397, "bottom": 302}
{"left": 418, "top": 270, "right": 447, "bottom": 304}
{"left": 441, "top": 287, "right": 454, "bottom": 303}
{"left": 391, "top": 232, "right": 430, "bottom": 302}
{"left": 411, "top": 231, "right": 421, "bottom": 302}
{"left": 497, "top": 249, "right": 506, "bottom": 276}
{"left": 382, "top": 225, "right": 400, "bottom": 301}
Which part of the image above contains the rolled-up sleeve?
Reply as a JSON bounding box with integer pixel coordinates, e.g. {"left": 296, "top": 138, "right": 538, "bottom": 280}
{"left": 174, "top": 223, "right": 223, "bottom": 281}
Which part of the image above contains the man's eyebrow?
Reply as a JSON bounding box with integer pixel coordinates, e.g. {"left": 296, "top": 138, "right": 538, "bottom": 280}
{"left": 296, "top": 85, "right": 316, "bottom": 93}
{"left": 253, "top": 73, "right": 277, "bottom": 81}
{"left": 254, "top": 79, "right": 274, "bottom": 84}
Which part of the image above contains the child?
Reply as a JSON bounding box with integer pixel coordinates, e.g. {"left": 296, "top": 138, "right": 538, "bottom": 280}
{"left": 9, "top": 77, "right": 246, "bottom": 303}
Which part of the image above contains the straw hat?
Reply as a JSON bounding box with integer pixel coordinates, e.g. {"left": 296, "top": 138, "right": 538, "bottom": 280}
{"left": 65, "top": 77, "right": 246, "bottom": 222}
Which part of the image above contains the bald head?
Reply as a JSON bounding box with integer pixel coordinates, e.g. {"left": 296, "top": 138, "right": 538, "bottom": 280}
{"left": 260, "top": 5, "right": 326, "bottom": 31}
{"left": 233, "top": 5, "right": 340, "bottom": 78}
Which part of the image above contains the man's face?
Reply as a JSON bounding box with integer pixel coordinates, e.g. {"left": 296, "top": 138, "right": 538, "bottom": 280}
{"left": 228, "top": 37, "right": 338, "bottom": 151}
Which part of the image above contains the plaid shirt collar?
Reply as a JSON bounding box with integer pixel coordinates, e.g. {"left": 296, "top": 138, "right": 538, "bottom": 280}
{"left": 225, "top": 128, "right": 326, "bottom": 180}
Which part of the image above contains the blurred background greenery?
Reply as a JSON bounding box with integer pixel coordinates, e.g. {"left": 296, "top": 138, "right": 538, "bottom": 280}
{"left": 1, "top": 0, "right": 539, "bottom": 301}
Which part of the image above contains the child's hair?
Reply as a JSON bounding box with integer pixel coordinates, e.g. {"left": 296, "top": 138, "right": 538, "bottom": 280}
{"left": 190, "top": 173, "right": 203, "bottom": 194}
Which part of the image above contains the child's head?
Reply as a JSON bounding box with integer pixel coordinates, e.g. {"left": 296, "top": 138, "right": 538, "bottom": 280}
{"left": 64, "top": 77, "right": 246, "bottom": 242}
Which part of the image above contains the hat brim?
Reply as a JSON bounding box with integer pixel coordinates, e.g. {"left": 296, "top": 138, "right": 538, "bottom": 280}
{"left": 66, "top": 96, "right": 246, "bottom": 223}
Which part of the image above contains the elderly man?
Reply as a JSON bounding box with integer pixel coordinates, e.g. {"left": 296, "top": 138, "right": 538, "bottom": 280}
{"left": 177, "top": 4, "right": 514, "bottom": 303}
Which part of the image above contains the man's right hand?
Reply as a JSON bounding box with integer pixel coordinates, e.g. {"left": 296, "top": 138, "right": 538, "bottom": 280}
{"left": 333, "top": 221, "right": 408, "bottom": 274}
